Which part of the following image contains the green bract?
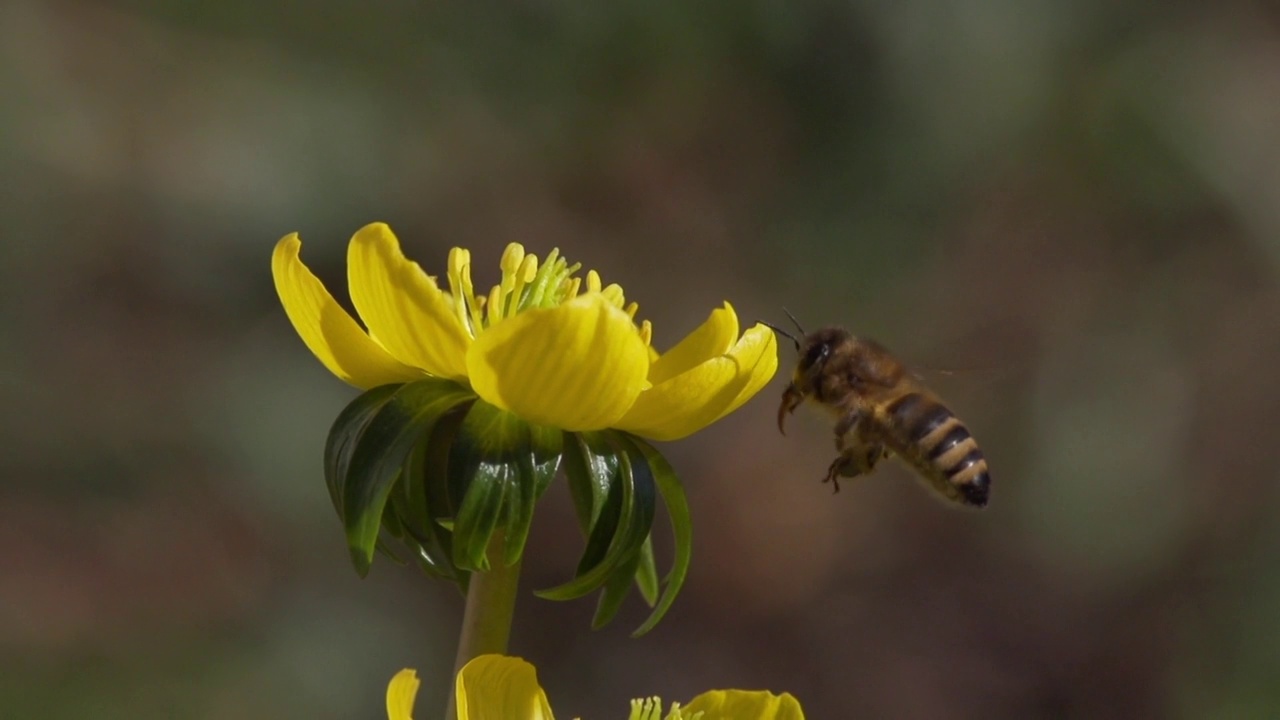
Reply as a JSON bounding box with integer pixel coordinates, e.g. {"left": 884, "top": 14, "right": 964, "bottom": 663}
{"left": 326, "top": 380, "right": 691, "bottom": 634}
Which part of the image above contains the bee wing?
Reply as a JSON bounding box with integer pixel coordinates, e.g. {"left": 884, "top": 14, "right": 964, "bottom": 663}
{"left": 912, "top": 367, "right": 956, "bottom": 380}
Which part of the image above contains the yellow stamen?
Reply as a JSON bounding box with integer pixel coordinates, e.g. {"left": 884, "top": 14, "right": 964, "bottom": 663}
{"left": 447, "top": 247, "right": 475, "bottom": 335}
{"left": 507, "top": 253, "right": 539, "bottom": 316}
{"left": 492, "top": 243, "right": 527, "bottom": 324}
{"left": 586, "top": 269, "right": 602, "bottom": 294}
{"left": 602, "top": 283, "right": 625, "bottom": 307}
{"left": 624, "top": 301, "right": 639, "bottom": 319}
{"left": 563, "top": 276, "right": 582, "bottom": 300}
{"left": 464, "top": 271, "right": 483, "bottom": 332}
{"left": 499, "top": 243, "right": 526, "bottom": 277}
{"left": 639, "top": 319, "right": 652, "bottom": 346}
{"left": 486, "top": 284, "right": 502, "bottom": 325}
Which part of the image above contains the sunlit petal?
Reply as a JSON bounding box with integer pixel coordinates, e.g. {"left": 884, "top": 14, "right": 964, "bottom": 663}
{"left": 707, "top": 325, "right": 779, "bottom": 424}
{"left": 272, "top": 234, "right": 423, "bottom": 389}
{"left": 466, "top": 294, "right": 649, "bottom": 431}
{"left": 347, "top": 223, "right": 471, "bottom": 381}
{"left": 386, "top": 669, "right": 420, "bottom": 720}
{"left": 455, "top": 655, "right": 555, "bottom": 720}
{"left": 682, "top": 689, "right": 805, "bottom": 720}
{"left": 647, "top": 303, "right": 739, "bottom": 386}
{"left": 615, "top": 324, "right": 776, "bottom": 441}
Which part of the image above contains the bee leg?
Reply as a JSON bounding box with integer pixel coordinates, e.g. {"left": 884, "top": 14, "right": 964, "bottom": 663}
{"left": 822, "top": 441, "right": 885, "bottom": 495}
{"left": 823, "top": 457, "right": 845, "bottom": 493}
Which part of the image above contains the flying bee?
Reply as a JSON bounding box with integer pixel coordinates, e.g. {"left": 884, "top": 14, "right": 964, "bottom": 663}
{"left": 763, "top": 312, "right": 990, "bottom": 508}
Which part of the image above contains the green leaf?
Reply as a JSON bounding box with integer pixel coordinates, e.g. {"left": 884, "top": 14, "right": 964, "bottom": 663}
{"left": 536, "top": 433, "right": 624, "bottom": 600}
{"left": 633, "top": 536, "right": 659, "bottom": 607}
{"left": 503, "top": 422, "right": 561, "bottom": 566}
{"left": 422, "top": 409, "right": 466, "bottom": 553}
{"left": 324, "top": 384, "right": 400, "bottom": 523}
{"left": 562, "top": 431, "right": 619, "bottom": 532}
{"left": 526, "top": 424, "right": 564, "bottom": 499}
{"left": 592, "top": 549, "right": 643, "bottom": 629}
{"left": 623, "top": 435, "right": 693, "bottom": 637}
{"left": 387, "top": 441, "right": 458, "bottom": 583}
{"left": 323, "top": 384, "right": 409, "bottom": 566}
{"left": 571, "top": 434, "right": 625, "bottom": 577}
{"left": 448, "top": 401, "right": 527, "bottom": 571}
{"left": 537, "top": 431, "right": 655, "bottom": 602}
{"left": 341, "top": 379, "right": 474, "bottom": 576}
{"left": 451, "top": 461, "right": 509, "bottom": 571}
{"left": 374, "top": 489, "right": 409, "bottom": 565}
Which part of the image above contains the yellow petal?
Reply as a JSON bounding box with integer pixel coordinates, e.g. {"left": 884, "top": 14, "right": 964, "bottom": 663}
{"left": 271, "top": 234, "right": 424, "bottom": 389}
{"left": 455, "top": 655, "right": 555, "bottom": 720}
{"left": 466, "top": 294, "right": 649, "bottom": 431}
{"left": 647, "top": 303, "right": 739, "bottom": 386}
{"left": 615, "top": 324, "right": 776, "bottom": 441}
{"left": 682, "top": 689, "right": 805, "bottom": 720}
{"left": 706, "top": 324, "right": 779, "bottom": 425}
{"left": 347, "top": 223, "right": 471, "bottom": 382}
{"left": 385, "top": 669, "right": 420, "bottom": 720}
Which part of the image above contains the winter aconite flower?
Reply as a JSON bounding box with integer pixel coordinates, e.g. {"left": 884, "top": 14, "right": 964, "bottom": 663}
{"left": 272, "top": 223, "right": 777, "bottom": 634}
{"left": 386, "top": 655, "right": 806, "bottom": 720}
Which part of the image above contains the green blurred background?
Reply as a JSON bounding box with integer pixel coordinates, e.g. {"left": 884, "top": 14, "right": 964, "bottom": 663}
{"left": 5, "top": 1, "right": 1280, "bottom": 718}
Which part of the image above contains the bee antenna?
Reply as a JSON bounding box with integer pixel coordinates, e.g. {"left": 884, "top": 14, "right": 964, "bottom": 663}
{"left": 782, "top": 307, "right": 805, "bottom": 335}
{"left": 758, "top": 321, "right": 801, "bottom": 353}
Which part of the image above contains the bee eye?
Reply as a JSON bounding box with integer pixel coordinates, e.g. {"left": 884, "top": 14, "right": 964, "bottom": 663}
{"left": 803, "top": 342, "right": 830, "bottom": 369}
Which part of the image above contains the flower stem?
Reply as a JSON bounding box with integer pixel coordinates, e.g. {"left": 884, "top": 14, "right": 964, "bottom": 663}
{"left": 447, "top": 532, "right": 522, "bottom": 719}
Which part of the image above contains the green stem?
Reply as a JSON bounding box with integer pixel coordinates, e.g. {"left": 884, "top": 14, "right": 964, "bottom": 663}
{"left": 447, "top": 533, "right": 522, "bottom": 719}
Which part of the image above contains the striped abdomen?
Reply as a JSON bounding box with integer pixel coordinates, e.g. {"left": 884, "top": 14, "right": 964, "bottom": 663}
{"left": 880, "top": 392, "right": 990, "bottom": 508}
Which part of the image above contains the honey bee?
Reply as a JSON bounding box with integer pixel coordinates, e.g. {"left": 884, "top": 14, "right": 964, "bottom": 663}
{"left": 764, "top": 313, "right": 990, "bottom": 508}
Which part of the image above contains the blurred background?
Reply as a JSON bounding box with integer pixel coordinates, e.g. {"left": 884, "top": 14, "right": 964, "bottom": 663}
{"left": 5, "top": 0, "right": 1280, "bottom": 718}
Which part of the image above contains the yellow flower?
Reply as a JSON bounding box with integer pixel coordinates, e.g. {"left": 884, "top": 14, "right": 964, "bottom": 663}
{"left": 386, "top": 655, "right": 805, "bottom": 720}
{"left": 272, "top": 222, "right": 776, "bottom": 440}
{"left": 271, "top": 223, "right": 778, "bottom": 635}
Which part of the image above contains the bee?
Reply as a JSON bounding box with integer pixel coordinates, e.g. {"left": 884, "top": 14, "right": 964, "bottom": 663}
{"left": 763, "top": 312, "right": 990, "bottom": 508}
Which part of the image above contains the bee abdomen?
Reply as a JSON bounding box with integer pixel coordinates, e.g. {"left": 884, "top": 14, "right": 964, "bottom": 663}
{"left": 886, "top": 392, "right": 951, "bottom": 441}
{"left": 886, "top": 393, "right": 991, "bottom": 508}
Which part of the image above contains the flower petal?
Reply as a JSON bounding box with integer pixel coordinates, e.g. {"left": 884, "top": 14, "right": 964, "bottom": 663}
{"left": 466, "top": 294, "right": 649, "bottom": 431}
{"left": 615, "top": 325, "right": 777, "bottom": 441}
{"left": 272, "top": 234, "right": 423, "bottom": 389}
{"left": 706, "top": 324, "right": 779, "bottom": 424}
{"left": 455, "top": 655, "right": 555, "bottom": 720}
{"left": 647, "top": 302, "right": 738, "bottom": 386}
{"left": 385, "top": 669, "right": 420, "bottom": 720}
{"left": 347, "top": 223, "right": 471, "bottom": 382}
{"left": 682, "top": 690, "right": 805, "bottom": 720}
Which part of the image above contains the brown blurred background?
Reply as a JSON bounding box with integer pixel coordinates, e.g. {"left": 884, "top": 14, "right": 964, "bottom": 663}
{"left": 5, "top": 1, "right": 1280, "bottom": 718}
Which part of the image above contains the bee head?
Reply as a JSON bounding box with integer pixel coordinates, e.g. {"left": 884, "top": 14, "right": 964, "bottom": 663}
{"left": 760, "top": 313, "right": 852, "bottom": 434}
{"left": 793, "top": 327, "right": 852, "bottom": 390}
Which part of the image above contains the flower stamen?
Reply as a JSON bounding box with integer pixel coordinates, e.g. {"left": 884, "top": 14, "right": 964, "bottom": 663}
{"left": 602, "top": 283, "right": 625, "bottom": 308}
{"left": 447, "top": 248, "right": 481, "bottom": 337}
{"left": 560, "top": 276, "right": 582, "bottom": 302}
{"left": 505, "top": 253, "right": 538, "bottom": 319}
{"left": 485, "top": 285, "right": 502, "bottom": 323}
